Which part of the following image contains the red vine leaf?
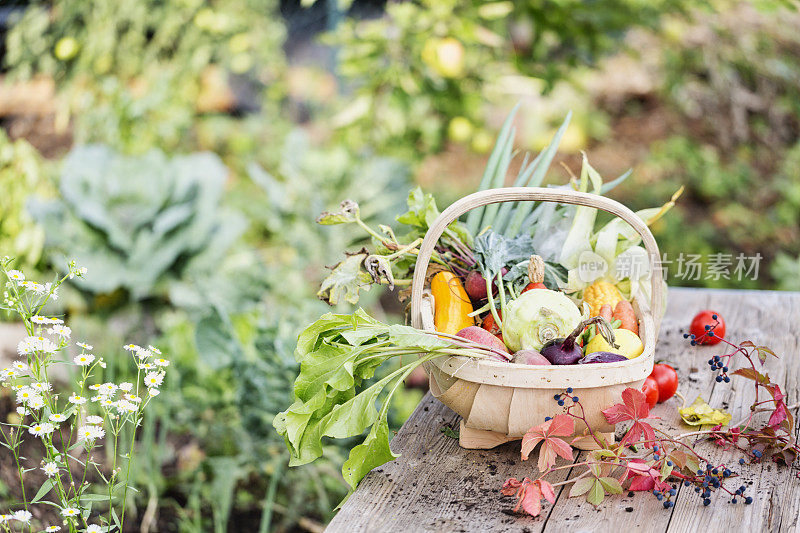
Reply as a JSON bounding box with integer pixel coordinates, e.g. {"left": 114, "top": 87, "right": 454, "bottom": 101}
{"left": 501, "top": 477, "right": 556, "bottom": 517}
{"left": 625, "top": 459, "right": 670, "bottom": 492}
{"left": 521, "top": 414, "right": 575, "bottom": 472}
{"left": 731, "top": 368, "right": 771, "bottom": 385}
{"left": 601, "top": 388, "right": 657, "bottom": 447}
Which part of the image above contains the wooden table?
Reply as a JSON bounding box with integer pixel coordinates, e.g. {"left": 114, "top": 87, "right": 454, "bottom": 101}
{"left": 327, "top": 288, "right": 800, "bottom": 532}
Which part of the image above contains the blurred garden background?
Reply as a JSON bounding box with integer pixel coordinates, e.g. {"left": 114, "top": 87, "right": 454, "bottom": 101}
{"left": 0, "top": 0, "right": 799, "bottom": 530}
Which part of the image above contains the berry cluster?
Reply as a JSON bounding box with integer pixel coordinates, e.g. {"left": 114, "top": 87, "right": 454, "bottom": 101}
{"left": 685, "top": 313, "right": 721, "bottom": 345}
{"left": 705, "top": 354, "right": 731, "bottom": 383}
{"left": 549, "top": 387, "right": 579, "bottom": 411}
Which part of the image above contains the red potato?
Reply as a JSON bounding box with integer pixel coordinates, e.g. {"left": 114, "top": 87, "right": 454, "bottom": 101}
{"left": 512, "top": 349, "right": 551, "bottom": 365}
{"left": 456, "top": 326, "right": 509, "bottom": 360}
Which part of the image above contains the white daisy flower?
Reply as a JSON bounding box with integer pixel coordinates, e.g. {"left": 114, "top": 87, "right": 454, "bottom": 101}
{"left": 148, "top": 345, "right": 162, "bottom": 355}
{"left": 16, "top": 406, "right": 28, "bottom": 416}
{"left": 74, "top": 353, "right": 95, "bottom": 366}
{"left": 86, "top": 415, "right": 103, "bottom": 425}
{"left": 49, "top": 413, "right": 68, "bottom": 422}
{"left": 16, "top": 387, "right": 40, "bottom": 404}
{"left": 42, "top": 462, "right": 59, "bottom": 476}
{"left": 154, "top": 358, "right": 170, "bottom": 367}
{"left": 28, "top": 422, "right": 56, "bottom": 436}
{"left": 98, "top": 382, "right": 117, "bottom": 396}
{"left": 30, "top": 381, "right": 52, "bottom": 393}
{"left": 125, "top": 394, "right": 142, "bottom": 403}
{"left": 11, "top": 360, "right": 28, "bottom": 372}
{"left": 27, "top": 396, "right": 45, "bottom": 410}
{"left": 0, "top": 367, "right": 16, "bottom": 381}
{"left": 68, "top": 394, "right": 87, "bottom": 405}
{"left": 119, "top": 382, "right": 134, "bottom": 392}
{"left": 76, "top": 341, "right": 93, "bottom": 350}
{"left": 136, "top": 349, "right": 153, "bottom": 359}
{"left": 86, "top": 525, "right": 101, "bottom": 533}
{"left": 29, "top": 336, "right": 57, "bottom": 354}
{"left": 49, "top": 325, "right": 71, "bottom": 339}
{"left": 78, "top": 425, "right": 105, "bottom": 441}
{"left": 148, "top": 388, "right": 161, "bottom": 397}
{"left": 12, "top": 509, "right": 32, "bottom": 523}
{"left": 138, "top": 363, "right": 155, "bottom": 370}
{"left": 60, "top": 507, "right": 80, "bottom": 517}
{"left": 17, "top": 337, "right": 37, "bottom": 355}
{"left": 99, "top": 399, "right": 116, "bottom": 408}
{"left": 123, "top": 343, "right": 142, "bottom": 353}
{"left": 6, "top": 270, "right": 24, "bottom": 282}
{"left": 22, "top": 281, "right": 46, "bottom": 294}
{"left": 144, "top": 372, "right": 164, "bottom": 388}
{"left": 0, "top": 514, "right": 11, "bottom": 524}
{"left": 46, "top": 526, "right": 62, "bottom": 532}
{"left": 116, "top": 400, "right": 137, "bottom": 413}
{"left": 31, "top": 315, "right": 50, "bottom": 325}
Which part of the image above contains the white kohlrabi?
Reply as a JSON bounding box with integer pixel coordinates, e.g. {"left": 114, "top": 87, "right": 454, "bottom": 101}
{"left": 502, "top": 289, "right": 582, "bottom": 352}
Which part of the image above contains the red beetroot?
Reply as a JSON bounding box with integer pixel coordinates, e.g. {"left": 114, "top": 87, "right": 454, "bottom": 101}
{"left": 464, "top": 268, "right": 508, "bottom": 301}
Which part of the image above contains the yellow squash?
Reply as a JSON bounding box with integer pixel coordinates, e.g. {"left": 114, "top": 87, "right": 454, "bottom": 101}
{"left": 582, "top": 280, "right": 624, "bottom": 316}
{"left": 430, "top": 271, "right": 474, "bottom": 335}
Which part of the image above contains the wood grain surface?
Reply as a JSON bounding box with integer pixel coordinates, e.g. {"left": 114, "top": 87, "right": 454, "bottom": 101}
{"left": 326, "top": 288, "right": 800, "bottom": 533}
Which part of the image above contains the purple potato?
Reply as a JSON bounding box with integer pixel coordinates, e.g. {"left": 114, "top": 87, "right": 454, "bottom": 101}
{"left": 578, "top": 352, "right": 628, "bottom": 364}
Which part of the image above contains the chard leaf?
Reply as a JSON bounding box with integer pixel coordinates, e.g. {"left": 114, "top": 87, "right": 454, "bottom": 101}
{"left": 342, "top": 415, "right": 399, "bottom": 491}
{"left": 387, "top": 325, "right": 448, "bottom": 349}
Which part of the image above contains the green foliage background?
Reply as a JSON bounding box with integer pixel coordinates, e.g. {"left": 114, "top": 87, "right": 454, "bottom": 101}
{"left": 1, "top": 0, "right": 799, "bottom": 530}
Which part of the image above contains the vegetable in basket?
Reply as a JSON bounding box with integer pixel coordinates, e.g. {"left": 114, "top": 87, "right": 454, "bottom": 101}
{"left": 540, "top": 316, "right": 617, "bottom": 365}
{"left": 501, "top": 288, "right": 582, "bottom": 352}
{"left": 430, "top": 271, "right": 474, "bottom": 335}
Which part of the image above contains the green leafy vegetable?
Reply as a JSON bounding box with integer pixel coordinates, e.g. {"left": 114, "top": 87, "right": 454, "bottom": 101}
{"left": 274, "top": 309, "right": 500, "bottom": 492}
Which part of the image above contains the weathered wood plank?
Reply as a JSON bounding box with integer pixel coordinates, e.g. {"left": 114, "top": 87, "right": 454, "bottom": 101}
{"left": 326, "top": 289, "right": 800, "bottom": 533}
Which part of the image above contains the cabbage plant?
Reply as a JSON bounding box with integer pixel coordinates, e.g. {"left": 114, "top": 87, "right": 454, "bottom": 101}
{"left": 30, "top": 145, "right": 245, "bottom": 301}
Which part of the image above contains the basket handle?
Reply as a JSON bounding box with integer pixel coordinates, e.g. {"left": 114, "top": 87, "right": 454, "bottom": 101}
{"left": 410, "top": 187, "right": 663, "bottom": 330}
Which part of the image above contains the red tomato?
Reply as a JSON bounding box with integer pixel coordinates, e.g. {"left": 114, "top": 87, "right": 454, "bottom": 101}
{"left": 641, "top": 376, "right": 659, "bottom": 409}
{"left": 649, "top": 364, "right": 678, "bottom": 403}
{"left": 522, "top": 282, "right": 547, "bottom": 292}
{"left": 481, "top": 312, "right": 503, "bottom": 343}
{"left": 690, "top": 310, "right": 725, "bottom": 345}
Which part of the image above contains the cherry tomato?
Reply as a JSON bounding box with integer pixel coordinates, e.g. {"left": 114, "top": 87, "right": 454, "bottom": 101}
{"left": 641, "top": 376, "right": 659, "bottom": 409}
{"left": 649, "top": 364, "right": 678, "bottom": 403}
{"left": 522, "top": 282, "right": 547, "bottom": 292}
{"left": 690, "top": 310, "right": 725, "bottom": 345}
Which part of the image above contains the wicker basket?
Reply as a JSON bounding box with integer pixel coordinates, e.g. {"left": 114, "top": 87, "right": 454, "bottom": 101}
{"left": 409, "top": 187, "right": 664, "bottom": 450}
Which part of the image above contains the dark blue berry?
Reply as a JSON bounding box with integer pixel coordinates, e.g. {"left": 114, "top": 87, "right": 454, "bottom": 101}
{"left": 754, "top": 450, "right": 762, "bottom": 457}
{"left": 714, "top": 355, "right": 720, "bottom": 362}
{"left": 722, "top": 366, "right": 728, "bottom": 372}
{"left": 545, "top": 416, "right": 552, "bottom": 421}
{"left": 572, "top": 396, "right": 579, "bottom": 402}
{"left": 694, "top": 487, "right": 701, "bottom": 493}
{"left": 704, "top": 325, "right": 710, "bottom": 331}
{"left": 731, "top": 498, "right": 737, "bottom": 504}
{"left": 711, "top": 468, "right": 718, "bottom": 475}
{"left": 667, "top": 461, "right": 673, "bottom": 467}
{"left": 745, "top": 497, "right": 753, "bottom": 504}
{"left": 708, "top": 331, "right": 715, "bottom": 337}
{"left": 708, "top": 359, "right": 714, "bottom": 366}
{"left": 716, "top": 376, "right": 723, "bottom": 382}
{"left": 723, "top": 469, "right": 731, "bottom": 477}
{"left": 703, "top": 499, "right": 711, "bottom": 506}
{"left": 697, "top": 470, "right": 703, "bottom": 475}
{"left": 554, "top": 394, "right": 561, "bottom": 400}
{"left": 739, "top": 485, "right": 746, "bottom": 492}
{"left": 566, "top": 387, "right": 573, "bottom": 393}
{"left": 654, "top": 445, "right": 659, "bottom": 451}
{"left": 654, "top": 454, "right": 660, "bottom": 460}
{"left": 669, "top": 488, "right": 677, "bottom": 496}
{"left": 739, "top": 458, "right": 745, "bottom": 465}
{"left": 690, "top": 334, "right": 696, "bottom": 339}
{"left": 656, "top": 493, "right": 663, "bottom": 500}
{"left": 691, "top": 340, "right": 697, "bottom": 346}
{"left": 724, "top": 376, "right": 730, "bottom": 383}
{"left": 711, "top": 314, "right": 718, "bottom": 320}
{"left": 702, "top": 482, "right": 708, "bottom": 488}
{"left": 683, "top": 333, "right": 690, "bottom": 338}
{"left": 558, "top": 400, "right": 565, "bottom": 406}
{"left": 663, "top": 501, "right": 673, "bottom": 508}
{"left": 684, "top": 481, "right": 691, "bottom": 486}
{"left": 653, "top": 489, "right": 660, "bottom": 495}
